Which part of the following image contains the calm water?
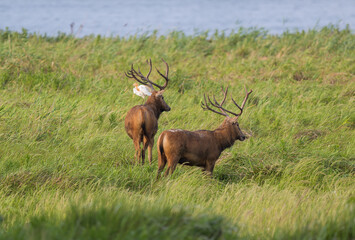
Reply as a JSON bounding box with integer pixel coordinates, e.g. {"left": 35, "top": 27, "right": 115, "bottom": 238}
{"left": 1, "top": 0, "right": 354, "bottom": 36}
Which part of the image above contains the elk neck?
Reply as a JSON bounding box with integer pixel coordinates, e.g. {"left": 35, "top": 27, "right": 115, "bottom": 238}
{"left": 213, "top": 119, "right": 237, "bottom": 151}
{"left": 144, "top": 97, "right": 163, "bottom": 119}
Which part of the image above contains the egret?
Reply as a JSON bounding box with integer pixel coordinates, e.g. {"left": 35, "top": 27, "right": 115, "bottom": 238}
{"left": 133, "top": 83, "right": 152, "bottom": 98}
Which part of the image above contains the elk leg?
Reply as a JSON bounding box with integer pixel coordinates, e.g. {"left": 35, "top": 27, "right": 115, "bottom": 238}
{"left": 142, "top": 137, "right": 149, "bottom": 165}
{"left": 133, "top": 139, "right": 141, "bottom": 165}
{"left": 147, "top": 138, "right": 154, "bottom": 165}
{"left": 204, "top": 161, "right": 215, "bottom": 176}
{"left": 164, "top": 157, "right": 179, "bottom": 176}
{"left": 164, "top": 166, "right": 171, "bottom": 177}
{"left": 170, "top": 162, "right": 178, "bottom": 175}
{"left": 156, "top": 166, "right": 165, "bottom": 179}
{"left": 156, "top": 150, "right": 166, "bottom": 179}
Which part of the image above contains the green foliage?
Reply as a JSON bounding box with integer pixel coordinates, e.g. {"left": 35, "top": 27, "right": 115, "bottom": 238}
{"left": 0, "top": 27, "right": 354, "bottom": 239}
{"left": 3, "top": 199, "right": 228, "bottom": 240}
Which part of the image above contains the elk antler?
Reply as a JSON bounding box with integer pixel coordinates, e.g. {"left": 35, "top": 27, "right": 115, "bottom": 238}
{"left": 201, "top": 87, "right": 230, "bottom": 117}
{"left": 125, "top": 59, "right": 154, "bottom": 90}
{"left": 231, "top": 86, "right": 253, "bottom": 118}
{"left": 201, "top": 86, "right": 253, "bottom": 118}
{"left": 125, "top": 59, "right": 169, "bottom": 91}
{"left": 154, "top": 58, "right": 169, "bottom": 90}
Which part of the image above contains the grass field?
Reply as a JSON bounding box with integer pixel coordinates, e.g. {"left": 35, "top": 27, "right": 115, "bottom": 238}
{"left": 0, "top": 26, "right": 354, "bottom": 239}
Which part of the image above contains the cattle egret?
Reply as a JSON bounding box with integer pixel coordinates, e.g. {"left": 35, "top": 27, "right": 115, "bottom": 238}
{"left": 133, "top": 83, "right": 152, "bottom": 98}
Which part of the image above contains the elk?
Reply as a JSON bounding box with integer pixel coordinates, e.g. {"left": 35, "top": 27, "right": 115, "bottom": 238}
{"left": 124, "top": 59, "right": 171, "bottom": 165}
{"left": 156, "top": 86, "right": 252, "bottom": 178}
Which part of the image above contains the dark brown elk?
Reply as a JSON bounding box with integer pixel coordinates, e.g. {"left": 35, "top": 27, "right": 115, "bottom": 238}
{"left": 156, "top": 86, "right": 252, "bottom": 178}
{"left": 124, "top": 59, "right": 171, "bottom": 165}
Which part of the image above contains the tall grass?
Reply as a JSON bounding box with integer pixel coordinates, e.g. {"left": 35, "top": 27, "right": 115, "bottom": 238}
{"left": 0, "top": 26, "right": 354, "bottom": 239}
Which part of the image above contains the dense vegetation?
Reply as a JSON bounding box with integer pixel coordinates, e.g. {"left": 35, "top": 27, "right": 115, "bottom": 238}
{"left": 0, "top": 26, "right": 354, "bottom": 239}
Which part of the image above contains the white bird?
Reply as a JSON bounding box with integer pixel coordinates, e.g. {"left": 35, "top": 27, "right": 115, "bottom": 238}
{"left": 133, "top": 83, "right": 152, "bottom": 98}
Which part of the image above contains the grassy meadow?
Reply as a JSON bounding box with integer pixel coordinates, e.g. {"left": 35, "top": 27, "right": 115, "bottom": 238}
{"left": 0, "top": 26, "right": 354, "bottom": 239}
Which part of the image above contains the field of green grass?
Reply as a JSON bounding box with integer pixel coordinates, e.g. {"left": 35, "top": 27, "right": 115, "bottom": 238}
{"left": 0, "top": 26, "right": 354, "bottom": 239}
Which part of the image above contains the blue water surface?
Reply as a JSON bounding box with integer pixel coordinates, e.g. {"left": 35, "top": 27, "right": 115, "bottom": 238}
{"left": 1, "top": 0, "right": 354, "bottom": 36}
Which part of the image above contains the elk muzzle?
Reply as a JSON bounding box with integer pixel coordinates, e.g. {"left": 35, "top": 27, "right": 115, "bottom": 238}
{"left": 162, "top": 101, "right": 171, "bottom": 112}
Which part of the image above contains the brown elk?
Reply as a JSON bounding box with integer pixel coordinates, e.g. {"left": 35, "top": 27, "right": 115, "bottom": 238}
{"left": 125, "top": 59, "right": 171, "bottom": 165}
{"left": 156, "top": 86, "right": 252, "bottom": 178}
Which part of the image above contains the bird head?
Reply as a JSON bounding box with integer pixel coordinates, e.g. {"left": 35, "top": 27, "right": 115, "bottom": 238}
{"left": 133, "top": 83, "right": 140, "bottom": 90}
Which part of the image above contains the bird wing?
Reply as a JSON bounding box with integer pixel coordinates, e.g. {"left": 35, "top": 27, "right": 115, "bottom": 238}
{"left": 139, "top": 85, "right": 152, "bottom": 96}
{"left": 133, "top": 88, "right": 145, "bottom": 98}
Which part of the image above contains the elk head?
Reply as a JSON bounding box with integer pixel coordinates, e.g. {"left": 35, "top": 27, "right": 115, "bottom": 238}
{"left": 201, "top": 86, "right": 253, "bottom": 141}
{"left": 125, "top": 59, "right": 171, "bottom": 112}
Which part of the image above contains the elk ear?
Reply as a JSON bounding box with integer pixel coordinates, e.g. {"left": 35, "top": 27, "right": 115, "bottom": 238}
{"left": 156, "top": 90, "right": 165, "bottom": 96}
{"left": 231, "top": 117, "right": 239, "bottom": 125}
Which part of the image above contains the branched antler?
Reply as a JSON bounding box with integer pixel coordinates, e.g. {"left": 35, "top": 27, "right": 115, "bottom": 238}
{"left": 231, "top": 86, "right": 253, "bottom": 118}
{"left": 125, "top": 59, "right": 169, "bottom": 91}
{"left": 201, "top": 87, "right": 230, "bottom": 117}
{"left": 154, "top": 58, "right": 169, "bottom": 90}
{"left": 201, "top": 86, "right": 253, "bottom": 119}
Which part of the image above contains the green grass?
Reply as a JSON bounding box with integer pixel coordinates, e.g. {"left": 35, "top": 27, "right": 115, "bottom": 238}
{"left": 0, "top": 25, "right": 354, "bottom": 239}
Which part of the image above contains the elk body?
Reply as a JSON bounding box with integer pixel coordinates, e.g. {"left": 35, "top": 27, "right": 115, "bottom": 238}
{"left": 125, "top": 59, "right": 171, "bottom": 165}
{"left": 156, "top": 87, "right": 252, "bottom": 178}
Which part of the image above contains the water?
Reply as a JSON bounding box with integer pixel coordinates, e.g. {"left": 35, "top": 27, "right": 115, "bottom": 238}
{"left": 1, "top": 0, "right": 354, "bottom": 36}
